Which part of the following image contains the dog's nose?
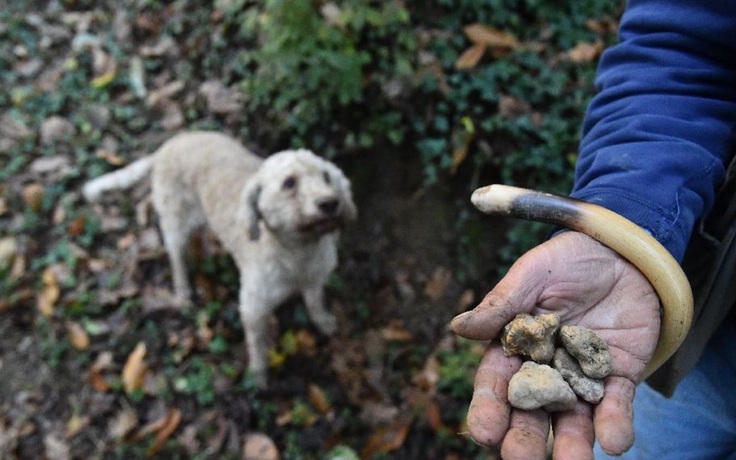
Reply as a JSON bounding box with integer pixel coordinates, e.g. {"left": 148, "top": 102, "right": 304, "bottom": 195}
{"left": 317, "top": 198, "right": 339, "bottom": 215}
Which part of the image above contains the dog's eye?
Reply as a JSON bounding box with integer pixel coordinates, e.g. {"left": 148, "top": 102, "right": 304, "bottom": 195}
{"left": 282, "top": 176, "right": 297, "bottom": 190}
{"left": 323, "top": 171, "right": 331, "bottom": 184}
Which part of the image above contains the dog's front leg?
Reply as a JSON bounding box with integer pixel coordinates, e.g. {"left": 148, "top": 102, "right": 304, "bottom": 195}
{"left": 303, "top": 285, "right": 338, "bottom": 336}
{"left": 238, "top": 287, "right": 277, "bottom": 388}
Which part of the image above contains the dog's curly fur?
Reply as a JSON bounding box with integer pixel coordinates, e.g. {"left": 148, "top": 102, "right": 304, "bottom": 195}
{"left": 83, "top": 131, "right": 357, "bottom": 385}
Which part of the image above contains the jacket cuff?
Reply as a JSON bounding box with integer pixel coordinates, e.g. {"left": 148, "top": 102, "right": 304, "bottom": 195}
{"left": 570, "top": 188, "right": 691, "bottom": 262}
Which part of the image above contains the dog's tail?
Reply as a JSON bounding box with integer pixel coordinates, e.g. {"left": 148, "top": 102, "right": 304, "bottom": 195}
{"left": 82, "top": 156, "right": 155, "bottom": 202}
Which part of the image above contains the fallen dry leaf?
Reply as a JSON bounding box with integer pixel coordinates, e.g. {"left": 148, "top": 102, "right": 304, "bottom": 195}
{"left": 134, "top": 410, "right": 169, "bottom": 439}
{"left": 22, "top": 183, "right": 45, "bottom": 212}
{"left": 88, "top": 351, "right": 114, "bottom": 392}
{"left": 30, "top": 155, "right": 71, "bottom": 175}
{"left": 450, "top": 117, "right": 476, "bottom": 174}
{"left": 37, "top": 266, "right": 60, "bottom": 317}
{"left": 90, "top": 68, "right": 116, "bottom": 88}
{"left": 146, "top": 80, "right": 185, "bottom": 107}
{"left": 450, "top": 144, "right": 468, "bottom": 174}
{"left": 17, "top": 419, "right": 36, "bottom": 438}
{"left": 41, "top": 266, "right": 59, "bottom": 286}
{"left": 566, "top": 40, "right": 604, "bottom": 63}
{"left": 65, "top": 414, "right": 88, "bottom": 438}
{"left": 138, "top": 35, "right": 177, "bottom": 57}
{"left": 108, "top": 407, "right": 139, "bottom": 440}
{"left": 66, "top": 321, "right": 90, "bottom": 350}
{"left": 361, "top": 416, "right": 414, "bottom": 459}
{"left": 122, "top": 342, "right": 147, "bottom": 393}
{"left": 243, "top": 432, "right": 280, "bottom": 460}
{"left": 10, "top": 252, "right": 26, "bottom": 279}
{"left": 296, "top": 329, "right": 318, "bottom": 356}
{"left": 0, "top": 414, "right": 21, "bottom": 451}
{"left": 308, "top": 383, "right": 332, "bottom": 415}
{"left": 158, "top": 100, "right": 185, "bottom": 130}
{"left": 128, "top": 55, "right": 146, "bottom": 97}
{"left": 412, "top": 354, "right": 441, "bottom": 392}
{"left": 359, "top": 402, "right": 400, "bottom": 427}
{"left": 456, "top": 24, "right": 520, "bottom": 69}
{"left": 499, "top": 94, "right": 531, "bottom": 120}
{"left": 586, "top": 17, "right": 618, "bottom": 36}
{"left": 40, "top": 117, "right": 75, "bottom": 146}
{"left": 43, "top": 432, "right": 70, "bottom": 460}
{"left": 116, "top": 232, "right": 137, "bottom": 251}
{"left": 147, "top": 408, "right": 182, "bottom": 456}
{"left": 0, "top": 112, "right": 32, "bottom": 140}
{"left": 95, "top": 149, "right": 125, "bottom": 166}
{"left": 53, "top": 206, "right": 66, "bottom": 225}
{"left": 330, "top": 347, "right": 371, "bottom": 406}
{"left": 177, "top": 425, "right": 200, "bottom": 456}
{"left": 380, "top": 320, "right": 413, "bottom": 342}
{"left": 463, "top": 24, "right": 519, "bottom": 49}
{"left": 89, "top": 369, "right": 111, "bottom": 392}
{"left": 424, "top": 401, "right": 444, "bottom": 432}
{"left": 194, "top": 273, "right": 216, "bottom": 302}
{"left": 454, "top": 44, "right": 486, "bottom": 70}
{"left": 199, "top": 80, "right": 243, "bottom": 114}
{"left": 195, "top": 311, "right": 214, "bottom": 346}
{"left": 203, "top": 415, "right": 230, "bottom": 455}
{"left": 424, "top": 266, "right": 452, "bottom": 301}
{"left": 0, "top": 237, "right": 17, "bottom": 271}
{"left": 275, "top": 403, "right": 318, "bottom": 428}
{"left": 142, "top": 370, "right": 168, "bottom": 396}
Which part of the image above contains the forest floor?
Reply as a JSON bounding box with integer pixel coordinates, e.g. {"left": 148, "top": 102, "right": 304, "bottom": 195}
{"left": 0, "top": 3, "right": 509, "bottom": 459}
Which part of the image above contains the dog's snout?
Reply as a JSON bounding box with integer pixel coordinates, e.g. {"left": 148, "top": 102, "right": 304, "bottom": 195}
{"left": 317, "top": 198, "right": 339, "bottom": 215}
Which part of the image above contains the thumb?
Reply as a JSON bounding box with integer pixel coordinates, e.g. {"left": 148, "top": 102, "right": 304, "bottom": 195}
{"left": 451, "top": 253, "right": 549, "bottom": 340}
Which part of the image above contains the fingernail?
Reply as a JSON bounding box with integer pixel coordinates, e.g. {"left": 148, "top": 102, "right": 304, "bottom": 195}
{"left": 450, "top": 311, "right": 472, "bottom": 331}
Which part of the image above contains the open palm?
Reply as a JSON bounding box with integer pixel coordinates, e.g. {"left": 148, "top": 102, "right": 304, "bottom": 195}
{"left": 451, "top": 231, "right": 661, "bottom": 459}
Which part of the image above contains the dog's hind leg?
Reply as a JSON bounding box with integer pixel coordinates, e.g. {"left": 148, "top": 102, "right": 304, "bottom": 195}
{"left": 152, "top": 180, "right": 205, "bottom": 302}
{"left": 159, "top": 218, "right": 194, "bottom": 301}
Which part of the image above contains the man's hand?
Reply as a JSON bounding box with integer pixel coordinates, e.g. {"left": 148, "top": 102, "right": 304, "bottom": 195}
{"left": 451, "top": 231, "right": 661, "bottom": 459}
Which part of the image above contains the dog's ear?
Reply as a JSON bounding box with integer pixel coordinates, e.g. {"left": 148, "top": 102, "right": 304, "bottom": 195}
{"left": 242, "top": 182, "right": 263, "bottom": 241}
{"left": 326, "top": 163, "right": 358, "bottom": 222}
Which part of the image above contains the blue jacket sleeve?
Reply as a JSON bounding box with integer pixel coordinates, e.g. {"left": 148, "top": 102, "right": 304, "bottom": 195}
{"left": 572, "top": 0, "right": 736, "bottom": 262}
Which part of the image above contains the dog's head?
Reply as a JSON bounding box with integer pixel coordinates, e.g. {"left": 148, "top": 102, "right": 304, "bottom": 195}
{"left": 241, "top": 149, "right": 357, "bottom": 241}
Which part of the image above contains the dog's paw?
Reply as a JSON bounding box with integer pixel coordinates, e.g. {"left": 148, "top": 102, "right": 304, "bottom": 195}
{"left": 314, "top": 313, "right": 338, "bottom": 336}
{"left": 173, "top": 286, "right": 192, "bottom": 304}
{"left": 245, "top": 369, "right": 268, "bottom": 390}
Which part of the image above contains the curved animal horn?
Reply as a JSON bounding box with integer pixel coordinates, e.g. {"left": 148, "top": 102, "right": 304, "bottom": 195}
{"left": 471, "top": 184, "right": 693, "bottom": 378}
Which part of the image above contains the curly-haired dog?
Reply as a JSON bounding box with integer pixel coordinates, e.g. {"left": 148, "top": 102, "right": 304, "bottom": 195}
{"left": 83, "top": 131, "right": 357, "bottom": 385}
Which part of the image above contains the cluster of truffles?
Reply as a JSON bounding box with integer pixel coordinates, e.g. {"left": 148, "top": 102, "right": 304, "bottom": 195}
{"left": 501, "top": 313, "right": 612, "bottom": 412}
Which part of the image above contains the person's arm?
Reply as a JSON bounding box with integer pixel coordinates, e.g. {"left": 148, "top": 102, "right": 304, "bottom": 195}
{"left": 452, "top": 2, "right": 736, "bottom": 458}
{"left": 573, "top": 0, "right": 736, "bottom": 262}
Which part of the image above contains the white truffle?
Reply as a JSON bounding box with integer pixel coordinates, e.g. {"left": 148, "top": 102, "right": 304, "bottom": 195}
{"left": 508, "top": 361, "right": 577, "bottom": 412}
